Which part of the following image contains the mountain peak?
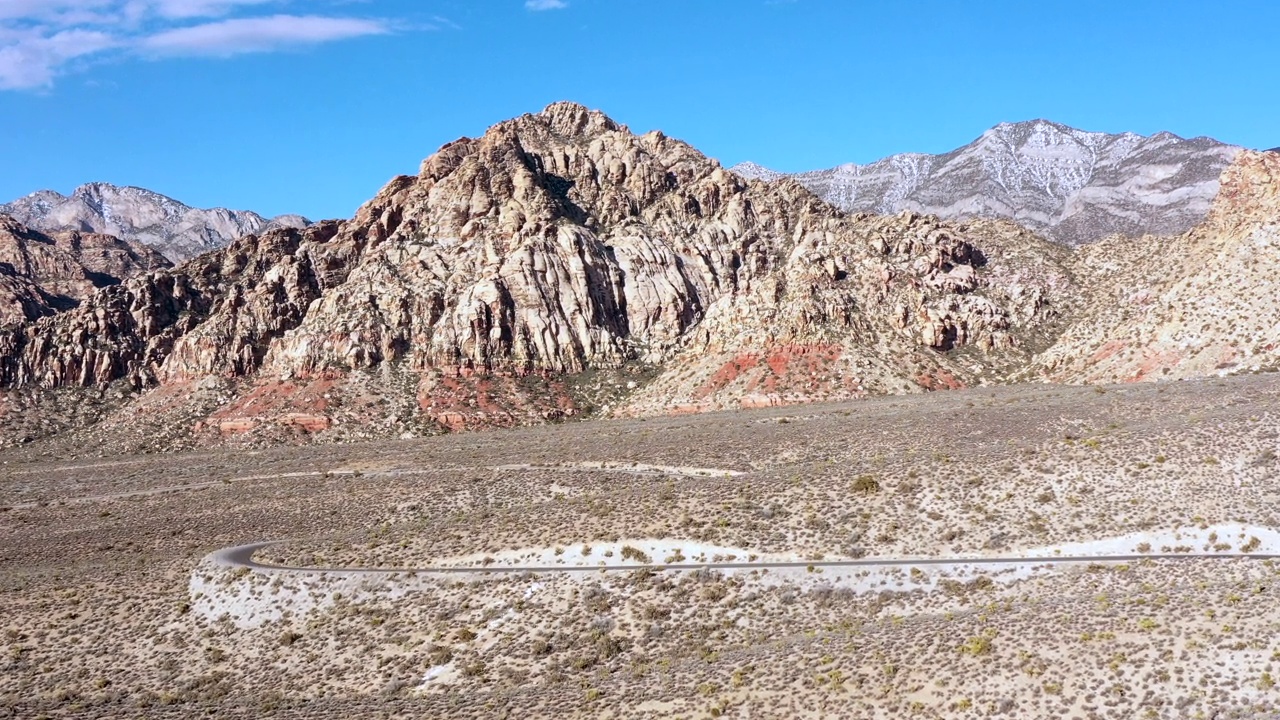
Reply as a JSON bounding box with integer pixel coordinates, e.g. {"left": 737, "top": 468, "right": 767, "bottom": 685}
{"left": 536, "top": 101, "right": 624, "bottom": 135}
{"left": 409, "top": 98, "right": 744, "bottom": 238}
{"left": 728, "top": 161, "right": 785, "bottom": 181}
{"left": 72, "top": 182, "right": 186, "bottom": 208}
{"left": 993, "top": 118, "right": 1075, "bottom": 133}
{"left": 0, "top": 184, "right": 310, "bottom": 263}
{"left": 740, "top": 120, "right": 1240, "bottom": 244}
{"left": 476, "top": 102, "right": 627, "bottom": 144}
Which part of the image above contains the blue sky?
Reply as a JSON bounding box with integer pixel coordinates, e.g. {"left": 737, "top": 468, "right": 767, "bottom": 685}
{"left": 1, "top": 0, "right": 1277, "bottom": 219}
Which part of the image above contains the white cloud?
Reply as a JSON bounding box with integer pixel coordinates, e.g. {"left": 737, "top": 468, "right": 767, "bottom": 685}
{"left": 140, "top": 14, "right": 386, "bottom": 56}
{"left": 0, "top": 0, "right": 401, "bottom": 89}
{"left": 148, "top": 0, "right": 277, "bottom": 20}
{"left": 0, "top": 27, "right": 115, "bottom": 88}
{"left": 524, "top": 0, "right": 567, "bottom": 10}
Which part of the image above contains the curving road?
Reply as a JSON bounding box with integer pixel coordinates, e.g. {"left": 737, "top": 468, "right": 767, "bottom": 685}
{"left": 210, "top": 541, "right": 1277, "bottom": 577}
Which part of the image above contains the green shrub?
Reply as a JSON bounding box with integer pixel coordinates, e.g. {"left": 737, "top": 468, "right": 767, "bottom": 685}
{"left": 620, "top": 545, "right": 651, "bottom": 563}
{"left": 852, "top": 475, "right": 881, "bottom": 494}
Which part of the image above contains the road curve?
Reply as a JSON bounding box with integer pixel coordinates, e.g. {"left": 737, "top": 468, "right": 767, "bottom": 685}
{"left": 210, "top": 541, "right": 1278, "bottom": 576}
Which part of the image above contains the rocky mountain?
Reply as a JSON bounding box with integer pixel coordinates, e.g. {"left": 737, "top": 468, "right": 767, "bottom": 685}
{"left": 0, "top": 215, "right": 170, "bottom": 326}
{"left": 733, "top": 121, "right": 1241, "bottom": 246}
{"left": 0, "top": 183, "right": 310, "bottom": 264}
{"left": 0, "top": 102, "right": 1074, "bottom": 448}
{"left": 0, "top": 104, "right": 1276, "bottom": 452}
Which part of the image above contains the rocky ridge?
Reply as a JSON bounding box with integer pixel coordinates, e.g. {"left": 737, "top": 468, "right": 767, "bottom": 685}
{"left": 0, "top": 214, "right": 170, "bottom": 326}
{"left": 0, "top": 102, "right": 1074, "bottom": 448}
{"left": 733, "top": 120, "right": 1241, "bottom": 246}
{"left": 0, "top": 183, "right": 310, "bottom": 264}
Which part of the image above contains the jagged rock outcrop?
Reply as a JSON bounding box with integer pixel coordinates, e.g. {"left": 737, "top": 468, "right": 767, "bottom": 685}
{"left": 733, "top": 121, "right": 1240, "bottom": 246}
{"left": 262, "top": 105, "right": 1071, "bottom": 384}
{"left": 0, "top": 183, "right": 311, "bottom": 264}
{"left": 0, "top": 221, "right": 340, "bottom": 389}
{"left": 0, "top": 103, "right": 1074, "bottom": 443}
{"left": 0, "top": 215, "right": 170, "bottom": 325}
{"left": 0, "top": 270, "right": 61, "bottom": 328}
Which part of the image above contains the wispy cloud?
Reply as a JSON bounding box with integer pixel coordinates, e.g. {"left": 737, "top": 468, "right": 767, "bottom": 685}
{"left": 149, "top": 1, "right": 279, "bottom": 20}
{"left": 524, "top": 0, "right": 568, "bottom": 11}
{"left": 0, "top": 26, "right": 116, "bottom": 88}
{"left": 0, "top": 0, "right": 401, "bottom": 89}
{"left": 140, "top": 14, "right": 387, "bottom": 56}
{"left": 0, "top": 1, "right": 117, "bottom": 24}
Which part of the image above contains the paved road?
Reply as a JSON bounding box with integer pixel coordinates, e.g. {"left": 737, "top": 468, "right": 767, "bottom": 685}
{"left": 212, "top": 541, "right": 1276, "bottom": 576}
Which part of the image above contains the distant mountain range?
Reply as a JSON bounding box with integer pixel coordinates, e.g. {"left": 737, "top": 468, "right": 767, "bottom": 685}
{"left": 0, "top": 183, "right": 310, "bottom": 264}
{"left": 732, "top": 121, "right": 1242, "bottom": 245}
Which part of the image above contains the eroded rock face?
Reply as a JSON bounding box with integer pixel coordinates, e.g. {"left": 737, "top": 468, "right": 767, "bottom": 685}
{"left": 0, "top": 214, "right": 170, "bottom": 325}
{"left": 734, "top": 121, "right": 1240, "bottom": 246}
{"left": 0, "top": 103, "right": 1076, "bottom": 443}
{"left": 263, "top": 104, "right": 1069, "bottom": 386}
{"left": 0, "top": 183, "right": 311, "bottom": 264}
{"left": 0, "top": 221, "right": 341, "bottom": 389}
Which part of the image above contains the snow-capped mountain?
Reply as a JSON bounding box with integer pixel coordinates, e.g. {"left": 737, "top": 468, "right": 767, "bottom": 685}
{"left": 732, "top": 120, "right": 1241, "bottom": 245}
{"left": 0, "top": 183, "right": 310, "bottom": 263}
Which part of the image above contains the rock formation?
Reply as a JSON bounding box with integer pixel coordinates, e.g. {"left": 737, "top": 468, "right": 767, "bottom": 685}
{"left": 1, "top": 105, "right": 1276, "bottom": 451}
{"left": 0, "top": 103, "right": 1073, "bottom": 446}
{"left": 0, "top": 183, "right": 310, "bottom": 264}
{"left": 0, "top": 214, "right": 170, "bottom": 325}
{"left": 733, "top": 121, "right": 1240, "bottom": 246}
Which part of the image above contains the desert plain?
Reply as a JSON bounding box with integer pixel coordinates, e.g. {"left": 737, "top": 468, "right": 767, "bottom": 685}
{"left": 3, "top": 373, "right": 1280, "bottom": 718}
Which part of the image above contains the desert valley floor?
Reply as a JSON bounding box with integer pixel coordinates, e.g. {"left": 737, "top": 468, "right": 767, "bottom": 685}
{"left": 5, "top": 374, "right": 1280, "bottom": 718}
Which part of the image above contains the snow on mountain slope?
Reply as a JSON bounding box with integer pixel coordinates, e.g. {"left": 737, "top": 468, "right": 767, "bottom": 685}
{"left": 732, "top": 120, "right": 1241, "bottom": 245}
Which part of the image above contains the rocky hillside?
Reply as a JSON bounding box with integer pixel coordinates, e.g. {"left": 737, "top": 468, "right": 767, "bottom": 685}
{"left": 0, "top": 183, "right": 310, "bottom": 264}
{"left": 0, "top": 103, "right": 1074, "bottom": 449}
{"left": 1027, "top": 149, "right": 1280, "bottom": 383}
{"left": 0, "top": 215, "right": 170, "bottom": 326}
{"left": 733, "top": 121, "right": 1240, "bottom": 245}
